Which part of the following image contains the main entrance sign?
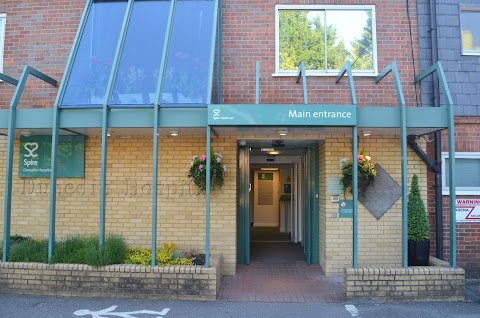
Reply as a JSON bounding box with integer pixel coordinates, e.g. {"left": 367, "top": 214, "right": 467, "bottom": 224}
{"left": 208, "top": 104, "right": 357, "bottom": 126}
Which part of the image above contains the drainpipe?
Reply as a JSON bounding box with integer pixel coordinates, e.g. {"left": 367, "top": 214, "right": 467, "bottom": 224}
{"left": 429, "top": 0, "right": 443, "bottom": 260}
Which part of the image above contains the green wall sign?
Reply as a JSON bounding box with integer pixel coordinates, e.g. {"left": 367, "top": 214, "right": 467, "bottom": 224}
{"left": 258, "top": 172, "right": 273, "bottom": 180}
{"left": 208, "top": 104, "right": 356, "bottom": 126}
{"left": 339, "top": 200, "right": 353, "bottom": 218}
{"left": 19, "top": 135, "right": 85, "bottom": 178}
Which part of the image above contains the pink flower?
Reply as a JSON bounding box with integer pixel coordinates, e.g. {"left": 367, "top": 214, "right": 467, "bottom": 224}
{"left": 200, "top": 155, "right": 207, "bottom": 161}
{"left": 199, "top": 165, "right": 203, "bottom": 171}
{"left": 357, "top": 155, "right": 364, "bottom": 162}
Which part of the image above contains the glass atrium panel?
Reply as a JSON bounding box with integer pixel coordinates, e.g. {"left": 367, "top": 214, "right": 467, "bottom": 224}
{"left": 110, "top": 0, "right": 170, "bottom": 106}
{"left": 61, "top": 0, "right": 128, "bottom": 107}
{"left": 326, "top": 10, "right": 373, "bottom": 71}
{"left": 161, "top": 0, "right": 215, "bottom": 106}
{"left": 278, "top": 10, "right": 326, "bottom": 71}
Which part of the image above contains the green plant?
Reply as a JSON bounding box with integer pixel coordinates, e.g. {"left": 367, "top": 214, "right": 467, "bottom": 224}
{"left": 339, "top": 149, "right": 377, "bottom": 195}
{"left": 188, "top": 149, "right": 226, "bottom": 194}
{"left": 8, "top": 239, "right": 48, "bottom": 263}
{"left": 408, "top": 174, "right": 429, "bottom": 241}
{"left": 125, "top": 242, "right": 194, "bottom": 267}
{"left": 53, "top": 234, "right": 128, "bottom": 266}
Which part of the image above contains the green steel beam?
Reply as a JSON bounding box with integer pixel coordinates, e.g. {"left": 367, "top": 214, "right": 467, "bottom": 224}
{"left": 0, "top": 73, "right": 19, "bottom": 86}
{"left": 301, "top": 62, "right": 308, "bottom": 104}
{"left": 48, "top": 0, "right": 92, "bottom": 264}
{"left": 151, "top": 0, "right": 177, "bottom": 266}
{"left": 335, "top": 61, "right": 357, "bottom": 105}
{"left": 0, "top": 106, "right": 449, "bottom": 130}
{"left": 376, "top": 61, "right": 408, "bottom": 268}
{"left": 206, "top": 0, "right": 220, "bottom": 103}
{"left": 216, "top": 0, "right": 222, "bottom": 104}
{"left": 255, "top": 61, "right": 260, "bottom": 104}
{"left": 204, "top": 0, "right": 219, "bottom": 268}
{"left": 352, "top": 125, "right": 358, "bottom": 269}
{"left": 98, "top": 0, "right": 135, "bottom": 250}
{"left": 335, "top": 61, "right": 359, "bottom": 268}
{"left": 205, "top": 127, "right": 211, "bottom": 267}
{"left": 2, "top": 66, "right": 57, "bottom": 262}
{"left": 414, "top": 62, "right": 456, "bottom": 268}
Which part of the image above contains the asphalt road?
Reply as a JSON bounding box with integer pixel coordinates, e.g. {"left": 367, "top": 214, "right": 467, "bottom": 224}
{"left": 0, "top": 293, "right": 479, "bottom": 318}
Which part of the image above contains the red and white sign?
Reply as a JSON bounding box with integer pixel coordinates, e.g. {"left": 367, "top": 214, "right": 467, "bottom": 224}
{"left": 456, "top": 199, "right": 480, "bottom": 222}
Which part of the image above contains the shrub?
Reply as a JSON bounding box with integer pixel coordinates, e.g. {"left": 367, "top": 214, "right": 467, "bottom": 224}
{"left": 8, "top": 239, "right": 48, "bottom": 263}
{"left": 407, "top": 174, "right": 429, "bottom": 241}
{"left": 125, "top": 242, "right": 194, "bottom": 266}
{"left": 52, "top": 234, "right": 127, "bottom": 266}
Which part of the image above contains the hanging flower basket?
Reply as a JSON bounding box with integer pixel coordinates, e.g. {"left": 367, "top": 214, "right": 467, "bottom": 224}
{"left": 339, "top": 149, "right": 377, "bottom": 196}
{"left": 188, "top": 149, "right": 226, "bottom": 195}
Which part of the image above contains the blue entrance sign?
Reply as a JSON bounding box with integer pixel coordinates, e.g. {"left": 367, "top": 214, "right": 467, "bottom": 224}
{"left": 208, "top": 104, "right": 356, "bottom": 126}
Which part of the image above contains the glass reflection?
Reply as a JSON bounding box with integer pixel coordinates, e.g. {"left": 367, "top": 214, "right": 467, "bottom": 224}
{"left": 279, "top": 10, "right": 326, "bottom": 71}
{"left": 445, "top": 158, "right": 480, "bottom": 188}
{"left": 461, "top": 11, "right": 480, "bottom": 54}
{"left": 61, "top": 0, "right": 128, "bottom": 106}
{"left": 110, "top": 0, "right": 170, "bottom": 106}
{"left": 278, "top": 9, "right": 374, "bottom": 73}
{"left": 327, "top": 10, "right": 373, "bottom": 71}
{"left": 161, "top": 0, "right": 215, "bottom": 106}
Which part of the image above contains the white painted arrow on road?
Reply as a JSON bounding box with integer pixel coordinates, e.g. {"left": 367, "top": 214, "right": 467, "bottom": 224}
{"left": 73, "top": 305, "right": 170, "bottom": 318}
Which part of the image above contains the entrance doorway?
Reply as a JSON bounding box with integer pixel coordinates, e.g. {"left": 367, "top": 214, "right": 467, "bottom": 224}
{"left": 237, "top": 140, "right": 319, "bottom": 266}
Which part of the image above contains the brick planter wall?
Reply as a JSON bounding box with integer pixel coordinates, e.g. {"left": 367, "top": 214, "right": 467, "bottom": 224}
{"left": 345, "top": 257, "right": 465, "bottom": 302}
{"left": 0, "top": 255, "right": 222, "bottom": 300}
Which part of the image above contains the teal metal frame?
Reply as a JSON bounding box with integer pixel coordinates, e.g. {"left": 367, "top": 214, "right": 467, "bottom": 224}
{"left": 151, "top": 0, "right": 177, "bottom": 266}
{"left": 335, "top": 61, "right": 359, "bottom": 269}
{"left": 375, "top": 61, "right": 408, "bottom": 268}
{"left": 48, "top": 0, "right": 92, "bottom": 263}
{"left": 2, "top": 67, "right": 57, "bottom": 262}
{"left": 415, "top": 62, "right": 456, "bottom": 268}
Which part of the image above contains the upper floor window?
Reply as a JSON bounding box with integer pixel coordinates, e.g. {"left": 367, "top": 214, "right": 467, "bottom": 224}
{"left": 275, "top": 5, "right": 377, "bottom": 76}
{"left": 460, "top": 7, "right": 480, "bottom": 55}
{"left": 61, "top": 0, "right": 215, "bottom": 108}
{"left": 0, "top": 13, "right": 6, "bottom": 74}
{"left": 442, "top": 152, "right": 480, "bottom": 195}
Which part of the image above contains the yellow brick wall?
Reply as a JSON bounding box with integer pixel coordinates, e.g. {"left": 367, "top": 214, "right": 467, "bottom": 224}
{"left": 0, "top": 136, "right": 237, "bottom": 275}
{"left": 320, "top": 136, "right": 428, "bottom": 275}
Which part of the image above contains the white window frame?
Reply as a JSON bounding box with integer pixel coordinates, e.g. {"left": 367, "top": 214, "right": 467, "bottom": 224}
{"left": 274, "top": 5, "right": 377, "bottom": 77}
{"left": 460, "top": 6, "right": 480, "bottom": 56}
{"left": 442, "top": 152, "right": 480, "bottom": 195}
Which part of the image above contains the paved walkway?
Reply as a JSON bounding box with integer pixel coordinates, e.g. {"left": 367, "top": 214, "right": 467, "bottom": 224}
{"left": 218, "top": 242, "right": 344, "bottom": 303}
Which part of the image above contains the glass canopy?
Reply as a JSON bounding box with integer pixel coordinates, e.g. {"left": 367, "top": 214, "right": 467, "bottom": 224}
{"left": 61, "top": 0, "right": 216, "bottom": 108}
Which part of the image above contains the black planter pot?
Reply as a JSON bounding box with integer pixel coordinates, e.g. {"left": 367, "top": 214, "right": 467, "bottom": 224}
{"left": 408, "top": 239, "right": 430, "bottom": 266}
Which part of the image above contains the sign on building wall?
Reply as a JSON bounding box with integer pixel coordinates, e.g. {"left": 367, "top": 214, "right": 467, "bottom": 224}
{"left": 208, "top": 105, "right": 357, "bottom": 126}
{"left": 339, "top": 200, "right": 353, "bottom": 218}
{"left": 19, "top": 135, "right": 85, "bottom": 178}
{"left": 456, "top": 199, "right": 480, "bottom": 222}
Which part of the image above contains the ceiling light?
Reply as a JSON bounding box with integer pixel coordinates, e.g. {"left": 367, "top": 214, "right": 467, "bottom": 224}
{"left": 169, "top": 130, "right": 179, "bottom": 136}
{"left": 363, "top": 130, "right": 372, "bottom": 136}
{"left": 21, "top": 130, "right": 31, "bottom": 137}
{"left": 268, "top": 151, "right": 280, "bottom": 155}
{"left": 261, "top": 148, "right": 274, "bottom": 152}
{"left": 107, "top": 130, "right": 111, "bottom": 137}
{"left": 261, "top": 167, "right": 279, "bottom": 171}
{"left": 277, "top": 128, "right": 288, "bottom": 136}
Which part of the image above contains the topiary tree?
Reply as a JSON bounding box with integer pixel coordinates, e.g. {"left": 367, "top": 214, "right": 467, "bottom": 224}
{"left": 408, "top": 174, "right": 429, "bottom": 241}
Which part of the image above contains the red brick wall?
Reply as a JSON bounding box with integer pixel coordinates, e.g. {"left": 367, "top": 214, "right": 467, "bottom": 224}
{"left": 427, "top": 117, "right": 480, "bottom": 278}
{"left": 221, "top": 0, "right": 420, "bottom": 106}
{"left": 0, "top": 1, "right": 84, "bottom": 109}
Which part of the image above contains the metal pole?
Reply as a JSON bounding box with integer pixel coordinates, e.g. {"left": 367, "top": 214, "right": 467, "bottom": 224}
{"left": 205, "top": 127, "right": 212, "bottom": 267}
{"left": 352, "top": 126, "right": 358, "bottom": 269}
{"left": 2, "top": 67, "right": 28, "bottom": 262}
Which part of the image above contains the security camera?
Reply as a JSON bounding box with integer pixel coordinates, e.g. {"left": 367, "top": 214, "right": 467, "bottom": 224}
{"left": 239, "top": 139, "right": 247, "bottom": 147}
